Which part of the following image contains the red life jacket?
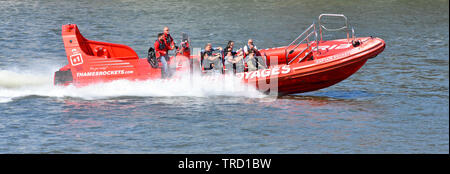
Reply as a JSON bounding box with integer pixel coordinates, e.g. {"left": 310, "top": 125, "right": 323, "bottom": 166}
{"left": 154, "top": 39, "right": 167, "bottom": 57}
{"left": 163, "top": 33, "right": 174, "bottom": 50}
{"left": 180, "top": 41, "right": 190, "bottom": 58}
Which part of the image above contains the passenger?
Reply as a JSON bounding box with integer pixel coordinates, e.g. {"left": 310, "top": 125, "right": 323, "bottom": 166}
{"left": 243, "top": 39, "right": 258, "bottom": 56}
{"left": 246, "top": 48, "right": 258, "bottom": 72}
{"left": 243, "top": 39, "right": 265, "bottom": 71}
{"left": 154, "top": 33, "right": 169, "bottom": 78}
{"left": 223, "top": 41, "right": 244, "bottom": 73}
{"left": 201, "top": 43, "right": 223, "bottom": 72}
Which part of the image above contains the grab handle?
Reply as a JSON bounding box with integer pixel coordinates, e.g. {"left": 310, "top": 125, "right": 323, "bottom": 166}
{"left": 318, "top": 14, "right": 353, "bottom": 43}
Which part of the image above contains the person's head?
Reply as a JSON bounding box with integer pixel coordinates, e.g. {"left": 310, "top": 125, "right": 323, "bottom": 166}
{"left": 205, "top": 43, "right": 212, "bottom": 51}
{"left": 157, "top": 33, "right": 164, "bottom": 40}
{"left": 163, "top": 26, "right": 170, "bottom": 35}
{"left": 248, "top": 39, "right": 254, "bottom": 46}
{"left": 226, "top": 40, "right": 234, "bottom": 49}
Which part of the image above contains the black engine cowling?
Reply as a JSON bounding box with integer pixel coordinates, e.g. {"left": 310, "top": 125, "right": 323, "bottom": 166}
{"left": 54, "top": 69, "right": 73, "bottom": 85}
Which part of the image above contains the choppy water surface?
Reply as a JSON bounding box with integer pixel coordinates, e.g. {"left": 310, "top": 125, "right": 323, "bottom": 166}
{"left": 0, "top": 0, "right": 448, "bottom": 153}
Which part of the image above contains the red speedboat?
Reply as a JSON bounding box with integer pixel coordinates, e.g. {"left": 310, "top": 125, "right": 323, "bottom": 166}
{"left": 54, "top": 14, "right": 385, "bottom": 95}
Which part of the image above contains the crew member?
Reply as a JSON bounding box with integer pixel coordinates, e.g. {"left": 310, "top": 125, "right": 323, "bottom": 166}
{"left": 163, "top": 26, "right": 175, "bottom": 50}
{"left": 154, "top": 33, "right": 169, "bottom": 78}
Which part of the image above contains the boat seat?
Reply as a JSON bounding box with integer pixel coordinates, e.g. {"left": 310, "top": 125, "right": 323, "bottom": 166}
{"left": 94, "top": 46, "right": 110, "bottom": 58}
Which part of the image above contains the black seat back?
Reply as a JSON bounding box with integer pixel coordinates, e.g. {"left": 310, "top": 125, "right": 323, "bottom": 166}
{"left": 147, "top": 47, "right": 159, "bottom": 68}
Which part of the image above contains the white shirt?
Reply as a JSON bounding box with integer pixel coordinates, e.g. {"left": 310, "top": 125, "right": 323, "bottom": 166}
{"left": 243, "top": 45, "right": 258, "bottom": 54}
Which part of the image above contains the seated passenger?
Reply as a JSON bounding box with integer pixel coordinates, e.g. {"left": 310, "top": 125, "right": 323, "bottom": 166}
{"left": 201, "top": 43, "right": 223, "bottom": 72}
{"left": 243, "top": 39, "right": 258, "bottom": 56}
{"left": 243, "top": 39, "right": 266, "bottom": 71}
{"left": 245, "top": 48, "right": 258, "bottom": 72}
{"left": 223, "top": 41, "right": 244, "bottom": 74}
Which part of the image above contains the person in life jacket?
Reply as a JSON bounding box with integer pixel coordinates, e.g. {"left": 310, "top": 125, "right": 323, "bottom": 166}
{"left": 223, "top": 40, "right": 244, "bottom": 74}
{"left": 243, "top": 39, "right": 265, "bottom": 71}
{"left": 180, "top": 38, "right": 190, "bottom": 58}
{"left": 163, "top": 26, "right": 175, "bottom": 51}
{"left": 243, "top": 39, "right": 258, "bottom": 56}
{"left": 246, "top": 48, "right": 258, "bottom": 71}
{"left": 154, "top": 33, "right": 169, "bottom": 78}
{"left": 201, "top": 43, "right": 223, "bottom": 72}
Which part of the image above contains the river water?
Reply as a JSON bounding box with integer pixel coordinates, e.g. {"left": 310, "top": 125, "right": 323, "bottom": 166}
{"left": 0, "top": 0, "right": 448, "bottom": 153}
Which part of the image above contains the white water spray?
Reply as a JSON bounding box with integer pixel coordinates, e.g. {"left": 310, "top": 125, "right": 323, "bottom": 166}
{"left": 0, "top": 68, "right": 265, "bottom": 103}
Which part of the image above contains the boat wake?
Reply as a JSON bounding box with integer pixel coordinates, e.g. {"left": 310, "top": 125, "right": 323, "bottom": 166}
{"left": 0, "top": 70, "right": 52, "bottom": 88}
{"left": 0, "top": 69, "right": 265, "bottom": 103}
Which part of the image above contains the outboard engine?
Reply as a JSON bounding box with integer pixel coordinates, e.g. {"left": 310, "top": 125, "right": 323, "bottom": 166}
{"left": 54, "top": 69, "right": 73, "bottom": 85}
{"left": 147, "top": 47, "right": 159, "bottom": 68}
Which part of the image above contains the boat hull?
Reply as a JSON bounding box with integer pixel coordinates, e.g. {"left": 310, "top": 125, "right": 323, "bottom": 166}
{"left": 239, "top": 37, "right": 385, "bottom": 95}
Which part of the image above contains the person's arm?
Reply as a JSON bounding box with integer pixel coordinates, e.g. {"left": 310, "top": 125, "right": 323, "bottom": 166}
{"left": 227, "top": 56, "right": 234, "bottom": 63}
{"left": 234, "top": 55, "right": 244, "bottom": 62}
{"left": 208, "top": 54, "right": 220, "bottom": 61}
{"left": 252, "top": 46, "right": 261, "bottom": 56}
{"left": 236, "top": 48, "right": 243, "bottom": 56}
{"left": 154, "top": 41, "right": 163, "bottom": 57}
{"left": 169, "top": 35, "right": 175, "bottom": 49}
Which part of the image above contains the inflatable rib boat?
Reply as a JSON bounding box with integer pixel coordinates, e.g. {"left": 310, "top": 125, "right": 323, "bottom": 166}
{"left": 55, "top": 14, "right": 385, "bottom": 95}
